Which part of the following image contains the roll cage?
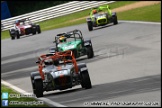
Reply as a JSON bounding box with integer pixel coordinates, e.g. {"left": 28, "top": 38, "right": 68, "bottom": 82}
{"left": 36, "top": 50, "right": 79, "bottom": 80}
{"left": 54, "top": 29, "right": 84, "bottom": 47}
{"left": 14, "top": 18, "right": 32, "bottom": 25}
{"left": 89, "top": 5, "right": 111, "bottom": 17}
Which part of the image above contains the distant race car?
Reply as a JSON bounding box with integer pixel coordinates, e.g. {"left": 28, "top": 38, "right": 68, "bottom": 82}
{"left": 9, "top": 18, "right": 41, "bottom": 40}
{"left": 50, "top": 29, "right": 94, "bottom": 59}
{"left": 86, "top": 5, "right": 118, "bottom": 31}
{"left": 30, "top": 50, "right": 92, "bottom": 97}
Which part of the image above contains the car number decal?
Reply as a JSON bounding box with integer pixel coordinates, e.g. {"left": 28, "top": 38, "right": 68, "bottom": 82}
{"left": 55, "top": 70, "right": 67, "bottom": 77}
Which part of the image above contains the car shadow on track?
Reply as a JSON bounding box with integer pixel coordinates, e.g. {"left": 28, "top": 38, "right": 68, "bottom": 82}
{"left": 88, "top": 74, "right": 161, "bottom": 101}
{"left": 43, "top": 74, "right": 161, "bottom": 105}
{"left": 91, "top": 22, "right": 122, "bottom": 31}
{"left": 43, "top": 87, "right": 83, "bottom": 97}
{"left": 17, "top": 34, "right": 35, "bottom": 39}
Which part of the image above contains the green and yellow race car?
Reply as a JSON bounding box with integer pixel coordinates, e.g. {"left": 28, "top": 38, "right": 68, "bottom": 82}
{"left": 86, "top": 5, "right": 118, "bottom": 31}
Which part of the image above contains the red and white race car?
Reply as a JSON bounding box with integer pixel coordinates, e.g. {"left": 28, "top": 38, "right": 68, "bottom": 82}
{"left": 9, "top": 18, "right": 41, "bottom": 40}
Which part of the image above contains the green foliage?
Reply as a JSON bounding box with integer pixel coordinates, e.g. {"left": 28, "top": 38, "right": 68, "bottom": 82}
{"left": 7, "top": 1, "right": 70, "bottom": 17}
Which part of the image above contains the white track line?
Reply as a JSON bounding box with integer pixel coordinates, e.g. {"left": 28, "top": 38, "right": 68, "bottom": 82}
{"left": 120, "top": 20, "right": 161, "bottom": 25}
{"left": 1, "top": 80, "right": 67, "bottom": 107}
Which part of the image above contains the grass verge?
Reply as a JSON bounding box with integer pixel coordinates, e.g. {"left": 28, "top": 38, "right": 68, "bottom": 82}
{"left": 118, "top": 3, "right": 161, "bottom": 22}
{"left": 1, "top": 84, "right": 49, "bottom": 107}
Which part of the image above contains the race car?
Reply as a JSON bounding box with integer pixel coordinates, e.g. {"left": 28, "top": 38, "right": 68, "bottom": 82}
{"left": 86, "top": 5, "right": 118, "bottom": 31}
{"left": 9, "top": 18, "right": 41, "bottom": 40}
{"left": 51, "top": 29, "right": 94, "bottom": 59}
{"left": 30, "top": 50, "right": 92, "bottom": 98}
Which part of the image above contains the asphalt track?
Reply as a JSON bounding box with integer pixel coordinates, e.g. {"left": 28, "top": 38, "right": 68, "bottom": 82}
{"left": 1, "top": 21, "right": 161, "bottom": 107}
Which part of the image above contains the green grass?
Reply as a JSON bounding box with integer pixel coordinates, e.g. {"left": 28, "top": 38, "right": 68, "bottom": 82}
{"left": 118, "top": 3, "right": 161, "bottom": 22}
{"left": 1, "top": 1, "right": 160, "bottom": 40}
{"left": 1, "top": 84, "right": 49, "bottom": 107}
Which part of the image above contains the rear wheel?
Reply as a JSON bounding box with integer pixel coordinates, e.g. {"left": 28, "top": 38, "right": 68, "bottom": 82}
{"left": 16, "top": 31, "right": 20, "bottom": 39}
{"left": 37, "top": 25, "right": 41, "bottom": 34}
{"left": 86, "top": 46, "right": 94, "bottom": 59}
{"left": 11, "top": 36, "right": 15, "bottom": 40}
{"left": 113, "top": 15, "right": 118, "bottom": 25}
{"left": 87, "top": 21, "right": 93, "bottom": 31}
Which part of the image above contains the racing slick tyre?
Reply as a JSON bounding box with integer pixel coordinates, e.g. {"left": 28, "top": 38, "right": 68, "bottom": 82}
{"left": 78, "top": 63, "right": 87, "bottom": 88}
{"left": 36, "top": 25, "right": 41, "bottom": 34}
{"left": 81, "top": 70, "right": 92, "bottom": 89}
{"left": 113, "top": 15, "right": 118, "bottom": 25}
{"left": 16, "top": 31, "right": 20, "bottom": 39}
{"left": 11, "top": 36, "right": 15, "bottom": 40}
{"left": 9, "top": 30, "right": 15, "bottom": 40}
{"left": 34, "top": 79, "right": 43, "bottom": 98}
{"left": 86, "top": 46, "right": 94, "bottom": 59}
{"left": 87, "top": 21, "right": 93, "bottom": 31}
{"left": 30, "top": 72, "right": 40, "bottom": 94}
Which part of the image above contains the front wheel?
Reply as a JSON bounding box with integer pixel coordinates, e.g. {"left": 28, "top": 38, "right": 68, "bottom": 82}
{"left": 86, "top": 46, "right": 94, "bottom": 59}
{"left": 30, "top": 72, "right": 40, "bottom": 94}
{"left": 87, "top": 21, "right": 93, "bottom": 31}
{"left": 34, "top": 79, "right": 43, "bottom": 98}
{"left": 81, "top": 70, "right": 92, "bottom": 89}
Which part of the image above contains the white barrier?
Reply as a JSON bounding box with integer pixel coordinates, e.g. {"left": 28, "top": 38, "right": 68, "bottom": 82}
{"left": 1, "top": 1, "right": 116, "bottom": 31}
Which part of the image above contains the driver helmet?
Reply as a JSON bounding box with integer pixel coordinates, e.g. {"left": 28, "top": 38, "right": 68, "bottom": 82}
{"left": 44, "top": 58, "right": 53, "bottom": 65}
{"left": 93, "top": 9, "right": 97, "bottom": 14}
{"left": 59, "top": 36, "right": 66, "bottom": 43}
{"left": 15, "top": 20, "right": 19, "bottom": 23}
{"left": 15, "top": 20, "right": 20, "bottom": 25}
